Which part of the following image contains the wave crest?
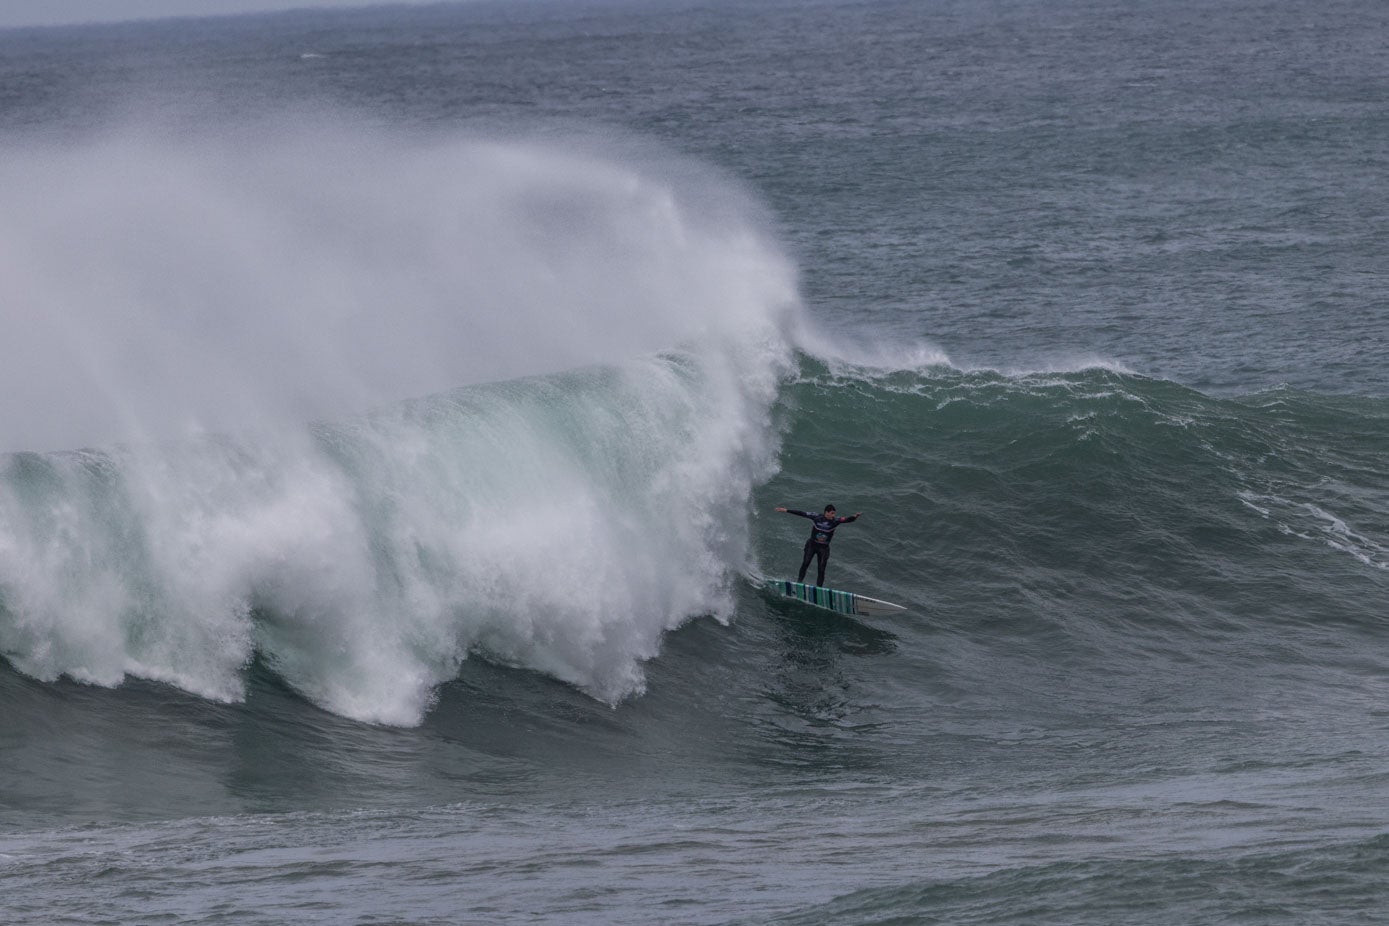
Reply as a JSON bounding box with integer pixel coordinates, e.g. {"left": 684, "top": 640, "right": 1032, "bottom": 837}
{"left": 0, "top": 123, "right": 799, "bottom": 725}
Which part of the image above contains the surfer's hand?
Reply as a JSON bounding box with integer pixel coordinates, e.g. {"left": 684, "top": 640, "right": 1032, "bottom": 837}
{"left": 853, "top": 512, "right": 862, "bottom": 518}
{"left": 775, "top": 507, "right": 787, "bottom": 512}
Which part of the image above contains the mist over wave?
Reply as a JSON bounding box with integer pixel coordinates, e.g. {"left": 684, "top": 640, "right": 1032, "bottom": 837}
{"left": 0, "top": 119, "right": 800, "bottom": 725}
{"left": 0, "top": 117, "right": 794, "bottom": 451}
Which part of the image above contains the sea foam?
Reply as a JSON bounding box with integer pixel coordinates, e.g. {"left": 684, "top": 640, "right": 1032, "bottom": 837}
{"left": 0, "top": 121, "right": 800, "bottom": 724}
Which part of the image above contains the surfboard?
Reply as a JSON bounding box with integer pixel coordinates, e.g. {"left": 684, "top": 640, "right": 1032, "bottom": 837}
{"left": 762, "top": 578, "right": 907, "bottom": 617}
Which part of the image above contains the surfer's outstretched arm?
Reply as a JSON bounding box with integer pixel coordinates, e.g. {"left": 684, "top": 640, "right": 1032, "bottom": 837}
{"left": 775, "top": 507, "right": 814, "bottom": 518}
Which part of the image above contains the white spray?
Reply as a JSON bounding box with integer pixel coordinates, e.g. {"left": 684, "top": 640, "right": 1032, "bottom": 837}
{"left": 0, "top": 119, "right": 801, "bottom": 724}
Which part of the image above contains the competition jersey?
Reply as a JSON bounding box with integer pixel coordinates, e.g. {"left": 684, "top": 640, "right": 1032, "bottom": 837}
{"left": 787, "top": 510, "right": 858, "bottom": 545}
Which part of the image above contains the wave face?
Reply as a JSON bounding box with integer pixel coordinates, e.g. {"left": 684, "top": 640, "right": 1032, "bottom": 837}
{"left": 770, "top": 358, "right": 1389, "bottom": 657}
{"left": 0, "top": 124, "right": 798, "bottom": 725}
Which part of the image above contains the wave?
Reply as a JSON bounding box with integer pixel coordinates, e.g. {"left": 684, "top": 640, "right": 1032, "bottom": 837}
{"left": 6, "top": 341, "right": 1387, "bottom": 729}
{"left": 0, "top": 121, "right": 799, "bottom": 726}
{"left": 8, "top": 353, "right": 1387, "bottom": 729}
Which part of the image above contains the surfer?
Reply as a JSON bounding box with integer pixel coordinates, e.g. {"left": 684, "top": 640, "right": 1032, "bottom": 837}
{"left": 774, "top": 504, "right": 861, "bottom": 588}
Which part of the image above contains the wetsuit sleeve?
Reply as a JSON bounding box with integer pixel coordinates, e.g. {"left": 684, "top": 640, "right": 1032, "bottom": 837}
{"left": 838, "top": 515, "right": 858, "bottom": 524}
{"left": 786, "top": 509, "right": 813, "bottom": 518}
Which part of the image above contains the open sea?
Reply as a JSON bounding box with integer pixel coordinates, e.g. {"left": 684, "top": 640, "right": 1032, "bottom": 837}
{"left": 2, "top": 0, "right": 1388, "bottom": 922}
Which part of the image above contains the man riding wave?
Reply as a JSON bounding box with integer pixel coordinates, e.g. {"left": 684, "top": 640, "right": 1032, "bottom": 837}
{"left": 774, "top": 504, "right": 862, "bottom": 588}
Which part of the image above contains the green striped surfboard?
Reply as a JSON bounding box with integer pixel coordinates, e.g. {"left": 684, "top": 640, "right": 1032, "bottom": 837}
{"left": 763, "top": 578, "right": 907, "bottom": 617}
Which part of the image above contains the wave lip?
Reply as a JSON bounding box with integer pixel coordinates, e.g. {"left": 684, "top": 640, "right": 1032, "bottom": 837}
{"left": 793, "top": 322, "right": 1134, "bottom": 382}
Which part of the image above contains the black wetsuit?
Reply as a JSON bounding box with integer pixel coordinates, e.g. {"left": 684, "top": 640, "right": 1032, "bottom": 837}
{"left": 785, "top": 510, "right": 858, "bottom": 587}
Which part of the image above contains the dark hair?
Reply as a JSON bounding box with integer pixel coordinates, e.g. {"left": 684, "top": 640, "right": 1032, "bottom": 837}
{"left": 824, "top": 504, "right": 836, "bottom": 512}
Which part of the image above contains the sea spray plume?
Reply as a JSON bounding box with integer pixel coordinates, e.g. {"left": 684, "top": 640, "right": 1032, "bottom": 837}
{"left": 0, "top": 118, "right": 794, "bottom": 451}
{"left": 0, "top": 120, "right": 800, "bottom": 724}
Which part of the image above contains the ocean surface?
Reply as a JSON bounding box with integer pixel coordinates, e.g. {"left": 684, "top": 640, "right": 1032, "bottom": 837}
{"left": 2, "top": 0, "right": 1388, "bottom": 922}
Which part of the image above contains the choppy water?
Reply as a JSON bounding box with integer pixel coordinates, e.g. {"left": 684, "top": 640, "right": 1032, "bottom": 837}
{"left": 2, "top": 0, "right": 1388, "bottom": 923}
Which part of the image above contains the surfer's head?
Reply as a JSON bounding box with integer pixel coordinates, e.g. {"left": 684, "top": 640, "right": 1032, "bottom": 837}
{"left": 824, "top": 504, "right": 836, "bottom": 514}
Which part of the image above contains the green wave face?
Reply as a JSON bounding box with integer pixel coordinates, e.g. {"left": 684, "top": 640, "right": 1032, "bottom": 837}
{"left": 762, "top": 360, "right": 1389, "bottom": 642}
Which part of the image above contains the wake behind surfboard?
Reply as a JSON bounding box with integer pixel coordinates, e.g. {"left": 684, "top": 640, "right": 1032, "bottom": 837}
{"left": 762, "top": 578, "right": 907, "bottom": 617}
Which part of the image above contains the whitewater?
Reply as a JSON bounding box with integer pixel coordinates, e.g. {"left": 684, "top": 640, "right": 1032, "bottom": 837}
{"left": 0, "top": 124, "right": 809, "bottom": 725}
